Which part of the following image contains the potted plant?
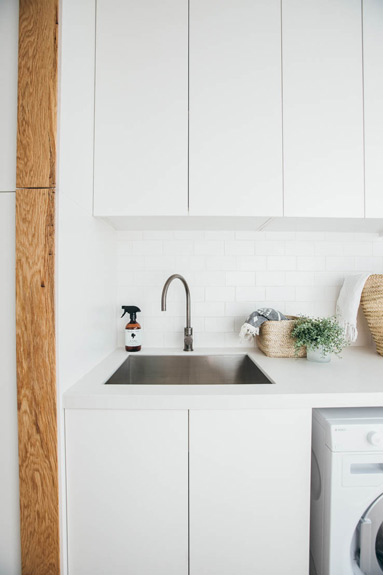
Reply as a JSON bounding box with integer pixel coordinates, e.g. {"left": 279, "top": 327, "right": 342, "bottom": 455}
{"left": 291, "top": 316, "right": 350, "bottom": 363}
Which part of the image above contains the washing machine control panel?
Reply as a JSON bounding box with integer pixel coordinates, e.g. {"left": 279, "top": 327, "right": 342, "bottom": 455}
{"left": 326, "top": 423, "right": 383, "bottom": 451}
{"left": 367, "top": 431, "right": 383, "bottom": 447}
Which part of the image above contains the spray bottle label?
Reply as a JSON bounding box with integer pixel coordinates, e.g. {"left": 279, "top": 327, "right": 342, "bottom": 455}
{"left": 125, "top": 329, "right": 142, "bottom": 347}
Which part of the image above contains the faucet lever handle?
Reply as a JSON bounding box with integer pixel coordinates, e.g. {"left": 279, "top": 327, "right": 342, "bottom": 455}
{"left": 184, "top": 327, "right": 193, "bottom": 352}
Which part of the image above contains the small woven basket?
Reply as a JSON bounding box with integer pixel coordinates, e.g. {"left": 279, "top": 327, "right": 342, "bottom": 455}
{"left": 361, "top": 274, "right": 383, "bottom": 356}
{"left": 256, "top": 315, "right": 306, "bottom": 358}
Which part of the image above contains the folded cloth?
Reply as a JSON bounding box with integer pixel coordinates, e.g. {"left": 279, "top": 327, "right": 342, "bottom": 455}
{"left": 336, "top": 273, "right": 371, "bottom": 342}
{"left": 239, "top": 308, "right": 288, "bottom": 341}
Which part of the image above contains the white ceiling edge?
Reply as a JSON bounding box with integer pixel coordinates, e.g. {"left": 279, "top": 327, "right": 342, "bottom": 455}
{"left": 100, "top": 215, "right": 383, "bottom": 234}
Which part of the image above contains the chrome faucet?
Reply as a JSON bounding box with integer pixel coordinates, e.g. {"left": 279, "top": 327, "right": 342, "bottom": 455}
{"left": 161, "top": 274, "right": 193, "bottom": 352}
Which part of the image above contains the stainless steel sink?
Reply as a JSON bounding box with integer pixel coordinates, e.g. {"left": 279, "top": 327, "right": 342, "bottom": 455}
{"left": 105, "top": 354, "right": 273, "bottom": 385}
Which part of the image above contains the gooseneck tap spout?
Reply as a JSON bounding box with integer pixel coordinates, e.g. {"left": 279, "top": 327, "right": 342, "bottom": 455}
{"left": 161, "top": 274, "right": 193, "bottom": 352}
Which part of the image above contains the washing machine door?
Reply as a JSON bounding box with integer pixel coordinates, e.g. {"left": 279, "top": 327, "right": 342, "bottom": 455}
{"left": 359, "top": 494, "right": 383, "bottom": 575}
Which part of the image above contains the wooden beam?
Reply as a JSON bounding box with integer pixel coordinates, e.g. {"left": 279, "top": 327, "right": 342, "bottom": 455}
{"left": 16, "top": 0, "right": 60, "bottom": 573}
{"left": 17, "top": 0, "right": 58, "bottom": 188}
{"left": 16, "top": 189, "right": 59, "bottom": 575}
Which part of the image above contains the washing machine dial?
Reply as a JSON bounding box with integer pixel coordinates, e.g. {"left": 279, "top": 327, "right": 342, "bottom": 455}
{"left": 367, "top": 431, "right": 383, "bottom": 447}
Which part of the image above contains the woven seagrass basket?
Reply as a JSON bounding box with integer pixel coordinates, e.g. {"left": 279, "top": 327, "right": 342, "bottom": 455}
{"left": 361, "top": 274, "right": 383, "bottom": 356}
{"left": 256, "top": 315, "right": 306, "bottom": 358}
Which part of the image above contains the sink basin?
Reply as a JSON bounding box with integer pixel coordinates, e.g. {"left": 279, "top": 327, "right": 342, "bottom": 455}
{"left": 105, "top": 354, "right": 273, "bottom": 385}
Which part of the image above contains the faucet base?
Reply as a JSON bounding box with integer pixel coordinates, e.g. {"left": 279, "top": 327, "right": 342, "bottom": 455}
{"left": 184, "top": 327, "right": 193, "bottom": 352}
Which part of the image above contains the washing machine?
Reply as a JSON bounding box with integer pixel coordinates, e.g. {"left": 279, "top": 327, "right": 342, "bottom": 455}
{"left": 311, "top": 408, "right": 383, "bottom": 575}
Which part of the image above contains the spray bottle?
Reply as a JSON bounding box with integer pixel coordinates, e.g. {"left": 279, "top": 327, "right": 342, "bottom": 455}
{"left": 121, "top": 306, "right": 142, "bottom": 352}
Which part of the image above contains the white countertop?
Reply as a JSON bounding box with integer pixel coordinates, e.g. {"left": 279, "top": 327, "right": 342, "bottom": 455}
{"left": 63, "top": 345, "right": 383, "bottom": 410}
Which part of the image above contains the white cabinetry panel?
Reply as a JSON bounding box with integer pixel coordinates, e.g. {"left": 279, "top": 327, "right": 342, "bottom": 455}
{"left": 189, "top": 0, "right": 283, "bottom": 216}
{"left": 66, "top": 409, "right": 188, "bottom": 575}
{"left": 364, "top": 0, "right": 383, "bottom": 218}
{"left": 94, "top": 0, "right": 188, "bottom": 216}
{"left": 283, "top": 0, "right": 364, "bottom": 218}
{"left": 189, "top": 409, "right": 312, "bottom": 575}
{"left": 0, "top": 0, "right": 18, "bottom": 191}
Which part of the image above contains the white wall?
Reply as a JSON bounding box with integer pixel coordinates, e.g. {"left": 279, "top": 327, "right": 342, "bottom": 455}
{"left": 0, "top": 195, "right": 21, "bottom": 575}
{"left": 0, "top": 0, "right": 18, "bottom": 192}
{"left": 58, "top": 0, "right": 117, "bottom": 392}
{"left": 0, "top": 0, "right": 21, "bottom": 573}
{"left": 116, "top": 230, "right": 383, "bottom": 349}
{"left": 57, "top": 1, "right": 117, "bottom": 573}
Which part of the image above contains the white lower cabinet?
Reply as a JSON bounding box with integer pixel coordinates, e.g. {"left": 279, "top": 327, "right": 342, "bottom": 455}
{"left": 65, "top": 409, "right": 189, "bottom": 575}
{"left": 66, "top": 408, "right": 312, "bottom": 575}
{"left": 189, "top": 409, "right": 312, "bottom": 575}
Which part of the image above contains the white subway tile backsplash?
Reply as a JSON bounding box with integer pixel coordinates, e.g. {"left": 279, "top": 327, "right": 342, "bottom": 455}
{"left": 285, "top": 241, "right": 315, "bottom": 256}
{"left": 206, "top": 286, "right": 235, "bottom": 302}
{"left": 265, "top": 232, "right": 296, "bottom": 240}
{"left": 237, "top": 255, "right": 267, "bottom": 271}
{"left": 225, "top": 240, "right": 254, "bottom": 256}
{"left": 132, "top": 240, "right": 163, "bottom": 256}
{"left": 297, "top": 256, "right": 326, "bottom": 271}
{"left": 226, "top": 271, "right": 255, "bottom": 286}
{"left": 326, "top": 256, "right": 355, "bottom": 271}
{"left": 205, "top": 317, "right": 235, "bottom": 333}
{"left": 285, "top": 271, "right": 314, "bottom": 286}
{"left": 142, "top": 230, "right": 174, "bottom": 240}
{"left": 116, "top": 230, "right": 380, "bottom": 348}
{"left": 236, "top": 231, "right": 266, "bottom": 240}
{"left": 224, "top": 332, "right": 245, "bottom": 347}
{"left": 174, "top": 230, "right": 204, "bottom": 240}
{"left": 295, "top": 286, "right": 339, "bottom": 302}
{"left": 266, "top": 286, "right": 296, "bottom": 301}
{"left": 355, "top": 257, "right": 383, "bottom": 272}
{"left": 190, "top": 270, "right": 226, "bottom": 287}
{"left": 373, "top": 242, "right": 383, "bottom": 256}
{"left": 117, "top": 231, "right": 143, "bottom": 241}
{"left": 163, "top": 240, "right": 194, "bottom": 255}
{"left": 255, "top": 271, "right": 285, "bottom": 286}
{"left": 267, "top": 256, "right": 297, "bottom": 271}
{"left": 206, "top": 256, "right": 238, "bottom": 271}
{"left": 315, "top": 242, "right": 344, "bottom": 256}
{"left": 194, "top": 301, "right": 225, "bottom": 317}
{"left": 145, "top": 255, "right": 176, "bottom": 270}
{"left": 195, "top": 332, "right": 226, "bottom": 348}
{"left": 205, "top": 231, "right": 235, "bottom": 240}
{"left": 343, "top": 242, "right": 373, "bottom": 257}
{"left": 175, "top": 255, "right": 206, "bottom": 271}
{"left": 314, "top": 271, "right": 345, "bottom": 287}
{"left": 255, "top": 241, "right": 285, "bottom": 255}
{"left": 225, "top": 301, "right": 260, "bottom": 317}
{"left": 194, "top": 240, "right": 224, "bottom": 256}
{"left": 236, "top": 287, "right": 266, "bottom": 302}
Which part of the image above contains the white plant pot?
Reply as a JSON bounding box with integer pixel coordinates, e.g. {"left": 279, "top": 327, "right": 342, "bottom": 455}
{"left": 306, "top": 346, "right": 331, "bottom": 363}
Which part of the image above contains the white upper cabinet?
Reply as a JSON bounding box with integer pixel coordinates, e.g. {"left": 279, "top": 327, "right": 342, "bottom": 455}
{"left": 93, "top": 0, "right": 188, "bottom": 216}
{"left": 189, "top": 0, "right": 283, "bottom": 216}
{"left": 364, "top": 0, "right": 383, "bottom": 218}
{"left": 282, "top": 0, "right": 365, "bottom": 218}
{"left": 0, "top": 0, "right": 18, "bottom": 192}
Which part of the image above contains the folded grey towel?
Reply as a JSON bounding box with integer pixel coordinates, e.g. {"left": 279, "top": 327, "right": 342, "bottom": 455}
{"left": 239, "top": 308, "right": 288, "bottom": 341}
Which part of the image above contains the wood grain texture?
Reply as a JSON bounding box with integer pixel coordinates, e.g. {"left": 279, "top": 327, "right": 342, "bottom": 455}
{"left": 16, "top": 189, "right": 59, "bottom": 575}
{"left": 17, "top": 0, "right": 58, "bottom": 188}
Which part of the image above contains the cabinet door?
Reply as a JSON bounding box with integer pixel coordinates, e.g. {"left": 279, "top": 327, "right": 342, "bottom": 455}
{"left": 93, "top": 0, "right": 188, "bottom": 216}
{"left": 189, "top": 0, "right": 283, "bottom": 216}
{"left": 65, "top": 409, "right": 188, "bottom": 575}
{"left": 0, "top": 0, "right": 18, "bottom": 191}
{"left": 283, "top": 0, "right": 364, "bottom": 217}
{"left": 189, "top": 409, "right": 312, "bottom": 575}
{"left": 364, "top": 0, "right": 383, "bottom": 218}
